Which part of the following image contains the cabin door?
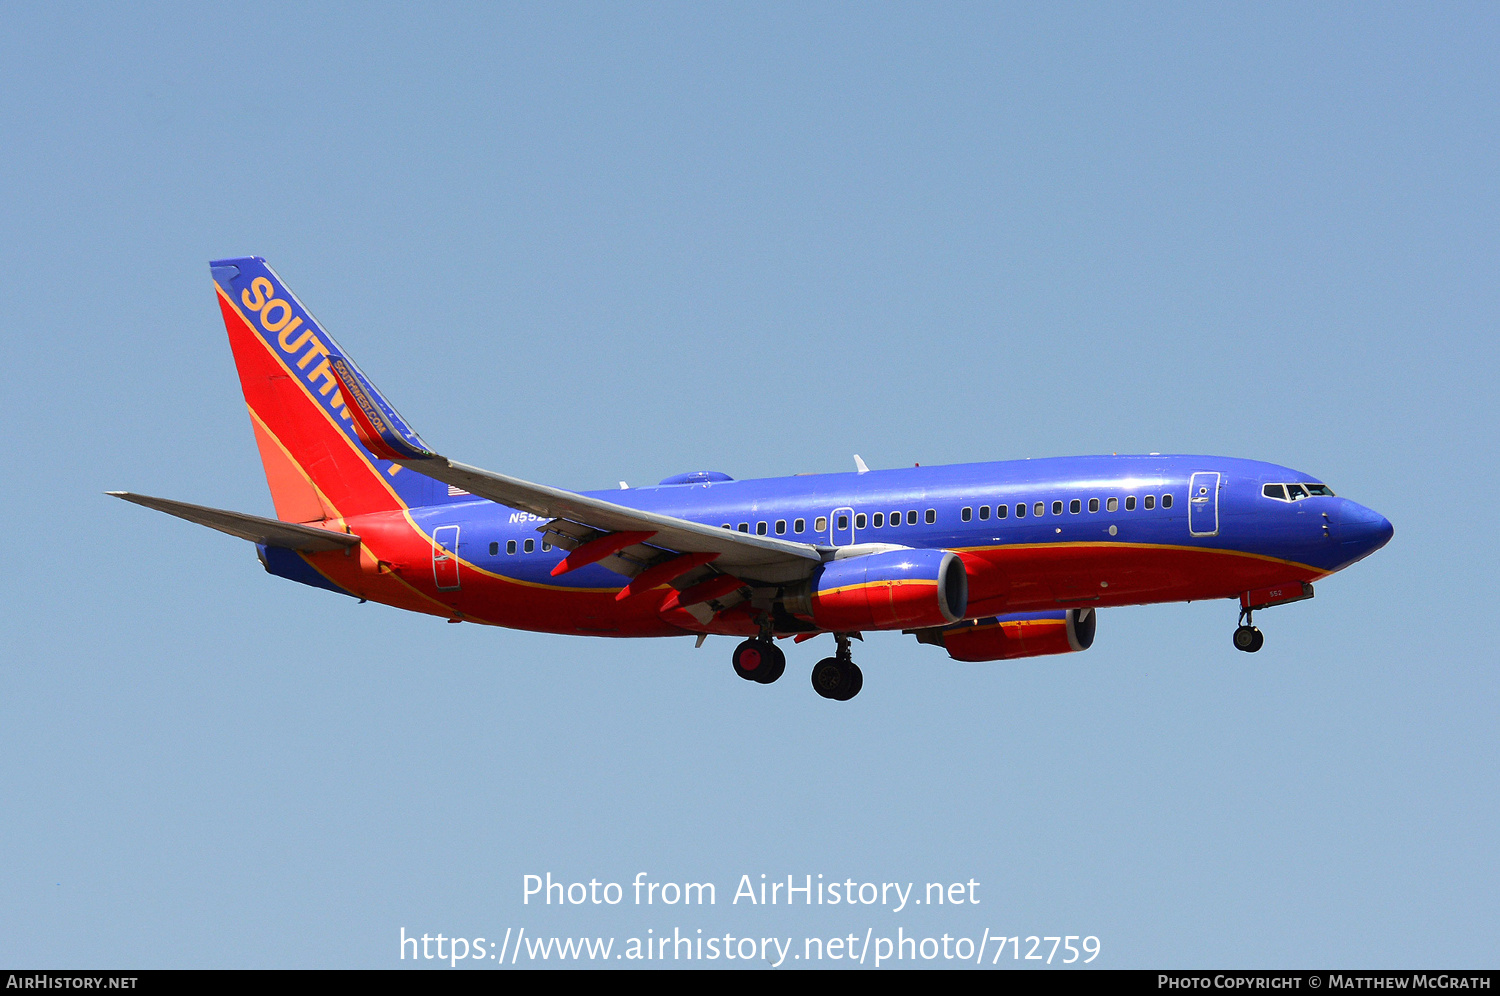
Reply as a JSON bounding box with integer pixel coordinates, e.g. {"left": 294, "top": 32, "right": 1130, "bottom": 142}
{"left": 1188, "top": 473, "right": 1221, "bottom": 537}
{"left": 830, "top": 507, "right": 855, "bottom": 546}
{"left": 432, "top": 525, "right": 461, "bottom": 590}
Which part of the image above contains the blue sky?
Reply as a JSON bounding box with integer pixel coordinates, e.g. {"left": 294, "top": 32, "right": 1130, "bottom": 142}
{"left": 1, "top": 3, "right": 1495, "bottom": 968}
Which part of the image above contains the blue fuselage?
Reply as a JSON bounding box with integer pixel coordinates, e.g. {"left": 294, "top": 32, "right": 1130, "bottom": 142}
{"left": 407, "top": 454, "right": 1392, "bottom": 598}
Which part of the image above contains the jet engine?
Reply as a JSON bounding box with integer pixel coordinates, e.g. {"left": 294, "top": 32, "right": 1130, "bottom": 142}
{"left": 916, "top": 608, "right": 1096, "bottom": 661}
{"left": 782, "top": 549, "right": 968, "bottom": 631}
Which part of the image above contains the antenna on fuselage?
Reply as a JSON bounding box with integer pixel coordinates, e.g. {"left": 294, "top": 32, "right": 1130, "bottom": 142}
{"left": 853, "top": 454, "right": 870, "bottom": 474}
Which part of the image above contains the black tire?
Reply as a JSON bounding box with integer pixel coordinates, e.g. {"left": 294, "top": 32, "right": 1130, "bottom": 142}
{"left": 810, "top": 657, "right": 848, "bottom": 699}
{"left": 1247, "top": 628, "right": 1264, "bottom": 653}
{"left": 1233, "top": 625, "right": 1258, "bottom": 652}
{"left": 836, "top": 662, "right": 863, "bottom": 700}
{"left": 732, "top": 639, "right": 768, "bottom": 681}
{"left": 754, "top": 643, "right": 786, "bottom": 684}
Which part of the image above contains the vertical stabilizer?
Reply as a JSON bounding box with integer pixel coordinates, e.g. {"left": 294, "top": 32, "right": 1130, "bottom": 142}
{"left": 208, "top": 257, "right": 453, "bottom": 520}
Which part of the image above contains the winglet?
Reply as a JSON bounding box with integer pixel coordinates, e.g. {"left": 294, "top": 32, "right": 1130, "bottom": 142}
{"left": 328, "top": 356, "right": 437, "bottom": 462}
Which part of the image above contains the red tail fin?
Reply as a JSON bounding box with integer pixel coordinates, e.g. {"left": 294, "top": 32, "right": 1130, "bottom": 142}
{"left": 209, "top": 257, "right": 450, "bottom": 520}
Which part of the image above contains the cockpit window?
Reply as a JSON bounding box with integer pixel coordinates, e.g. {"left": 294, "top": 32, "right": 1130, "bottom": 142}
{"left": 1263, "top": 482, "right": 1334, "bottom": 501}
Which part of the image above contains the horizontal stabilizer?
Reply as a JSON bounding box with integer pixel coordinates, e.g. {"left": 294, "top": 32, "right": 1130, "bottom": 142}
{"left": 107, "top": 492, "right": 360, "bottom": 551}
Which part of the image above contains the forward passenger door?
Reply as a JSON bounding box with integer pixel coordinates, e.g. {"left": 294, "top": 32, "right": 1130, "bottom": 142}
{"left": 1188, "top": 473, "right": 1221, "bottom": 537}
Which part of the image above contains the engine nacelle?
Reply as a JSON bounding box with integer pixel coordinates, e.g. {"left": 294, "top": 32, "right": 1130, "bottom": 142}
{"left": 784, "top": 549, "right": 968, "bottom": 631}
{"left": 921, "top": 608, "right": 1096, "bottom": 662}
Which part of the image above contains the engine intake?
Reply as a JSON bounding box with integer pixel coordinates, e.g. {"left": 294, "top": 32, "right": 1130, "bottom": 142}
{"left": 784, "top": 549, "right": 968, "bottom": 631}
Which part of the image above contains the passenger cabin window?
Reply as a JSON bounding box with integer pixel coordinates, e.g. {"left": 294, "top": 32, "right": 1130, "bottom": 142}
{"left": 874, "top": 512, "right": 884, "bottom": 527}
{"left": 721, "top": 523, "right": 731, "bottom": 529}
{"left": 1088, "top": 498, "right": 1099, "bottom": 512}
{"left": 506, "top": 540, "right": 517, "bottom": 555}
{"left": 1106, "top": 497, "right": 1118, "bottom": 511}
{"left": 961, "top": 507, "right": 972, "bottom": 522}
{"left": 775, "top": 520, "right": 786, "bottom": 535}
{"left": 925, "top": 509, "right": 936, "bottom": 524}
{"left": 756, "top": 521, "right": 767, "bottom": 535}
{"left": 794, "top": 518, "right": 806, "bottom": 533}
{"left": 890, "top": 509, "right": 901, "bottom": 525}
{"left": 996, "top": 503, "right": 1007, "bottom": 519}
{"left": 907, "top": 510, "right": 918, "bottom": 525}
{"left": 738, "top": 523, "right": 749, "bottom": 532}
{"left": 490, "top": 541, "right": 499, "bottom": 556}
{"left": 1144, "top": 495, "right": 1155, "bottom": 510}
{"left": 836, "top": 514, "right": 849, "bottom": 530}
{"left": 815, "top": 516, "right": 828, "bottom": 532}
{"left": 542, "top": 541, "right": 551, "bottom": 552}
{"left": 1033, "top": 502, "right": 1044, "bottom": 516}
{"left": 1052, "top": 500, "right": 1063, "bottom": 515}
{"left": 1069, "top": 499, "right": 1081, "bottom": 514}
{"left": 979, "top": 505, "right": 990, "bottom": 520}
{"left": 855, "top": 513, "right": 867, "bottom": 529}
{"left": 1162, "top": 494, "right": 1173, "bottom": 508}
{"left": 524, "top": 539, "right": 534, "bottom": 553}
{"left": 1125, "top": 496, "right": 1136, "bottom": 510}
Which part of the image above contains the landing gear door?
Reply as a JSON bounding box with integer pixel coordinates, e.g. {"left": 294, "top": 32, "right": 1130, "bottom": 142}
{"left": 1188, "top": 472, "right": 1221, "bottom": 537}
{"left": 433, "top": 525, "right": 461, "bottom": 590}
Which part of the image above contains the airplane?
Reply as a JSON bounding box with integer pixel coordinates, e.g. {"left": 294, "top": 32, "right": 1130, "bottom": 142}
{"left": 111, "top": 257, "right": 1394, "bottom": 701}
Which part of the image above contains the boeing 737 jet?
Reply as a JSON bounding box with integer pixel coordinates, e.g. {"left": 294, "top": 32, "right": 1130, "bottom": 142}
{"left": 112, "top": 258, "right": 1394, "bottom": 700}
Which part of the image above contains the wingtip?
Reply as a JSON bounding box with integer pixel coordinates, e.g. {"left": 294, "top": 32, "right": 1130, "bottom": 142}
{"left": 327, "top": 357, "right": 436, "bottom": 462}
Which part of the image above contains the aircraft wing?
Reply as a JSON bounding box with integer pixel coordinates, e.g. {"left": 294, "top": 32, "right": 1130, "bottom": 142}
{"left": 404, "top": 457, "right": 824, "bottom": 581}
{"left": 108, "top": 492, "right": 361, "bottom": 551}
{"left": 327, "top": 358, "right": 826, "bottom": 584}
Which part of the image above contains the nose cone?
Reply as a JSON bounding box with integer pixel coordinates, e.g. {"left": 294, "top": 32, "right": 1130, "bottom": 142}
{"left": 1339, "top": 500, "right": 1394, "bottom": 564}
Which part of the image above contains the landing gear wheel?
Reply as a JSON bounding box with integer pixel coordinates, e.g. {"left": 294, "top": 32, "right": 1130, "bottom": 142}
{"left": 735, "top": 642, "right": 780, "bottom": 681}
{"left": 1233, "top": 625, "right": 1264, "bottom": 653}
{"left": 843, "top": 662, "right": 863, "bottom": 699}
{"left": 754, "top": 643, "right": 785, "bottom": 684}
{"left": 811, "top": 657, "right": 846, "bottom": 699}
{"left": 810, "top": 657, "right": 863, "bottom": 700}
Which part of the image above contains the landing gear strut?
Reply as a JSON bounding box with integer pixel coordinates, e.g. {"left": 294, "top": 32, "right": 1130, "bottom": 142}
{"left": 732, "top": 637, "right": 785, "bottom": 684}
{"left": 1233, "top": 608, "right": 1264, "bottom": 653}
{"left": 810, "top": 633, "right": 863, "bottom": 701}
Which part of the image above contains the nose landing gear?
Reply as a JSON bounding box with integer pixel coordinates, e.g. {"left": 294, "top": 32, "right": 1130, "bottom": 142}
{"left": 810, "top": 633, "right": 863, "bottom": 701}
{"left": 1233, "top": 608, "right": 1264, "bottom": 653}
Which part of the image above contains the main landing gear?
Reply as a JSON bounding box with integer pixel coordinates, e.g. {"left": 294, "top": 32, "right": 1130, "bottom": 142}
{"left": 1233, "top": 608, "right": 1265, "bottom": 653}
{"left": 729, "top": 629, "right": 862, "bottom": 700}
{"left": 810, "top": 633, "right": 863, "bottom": 701}
{"left": 732, "top": 637, "right": 786, "bottom": 684}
